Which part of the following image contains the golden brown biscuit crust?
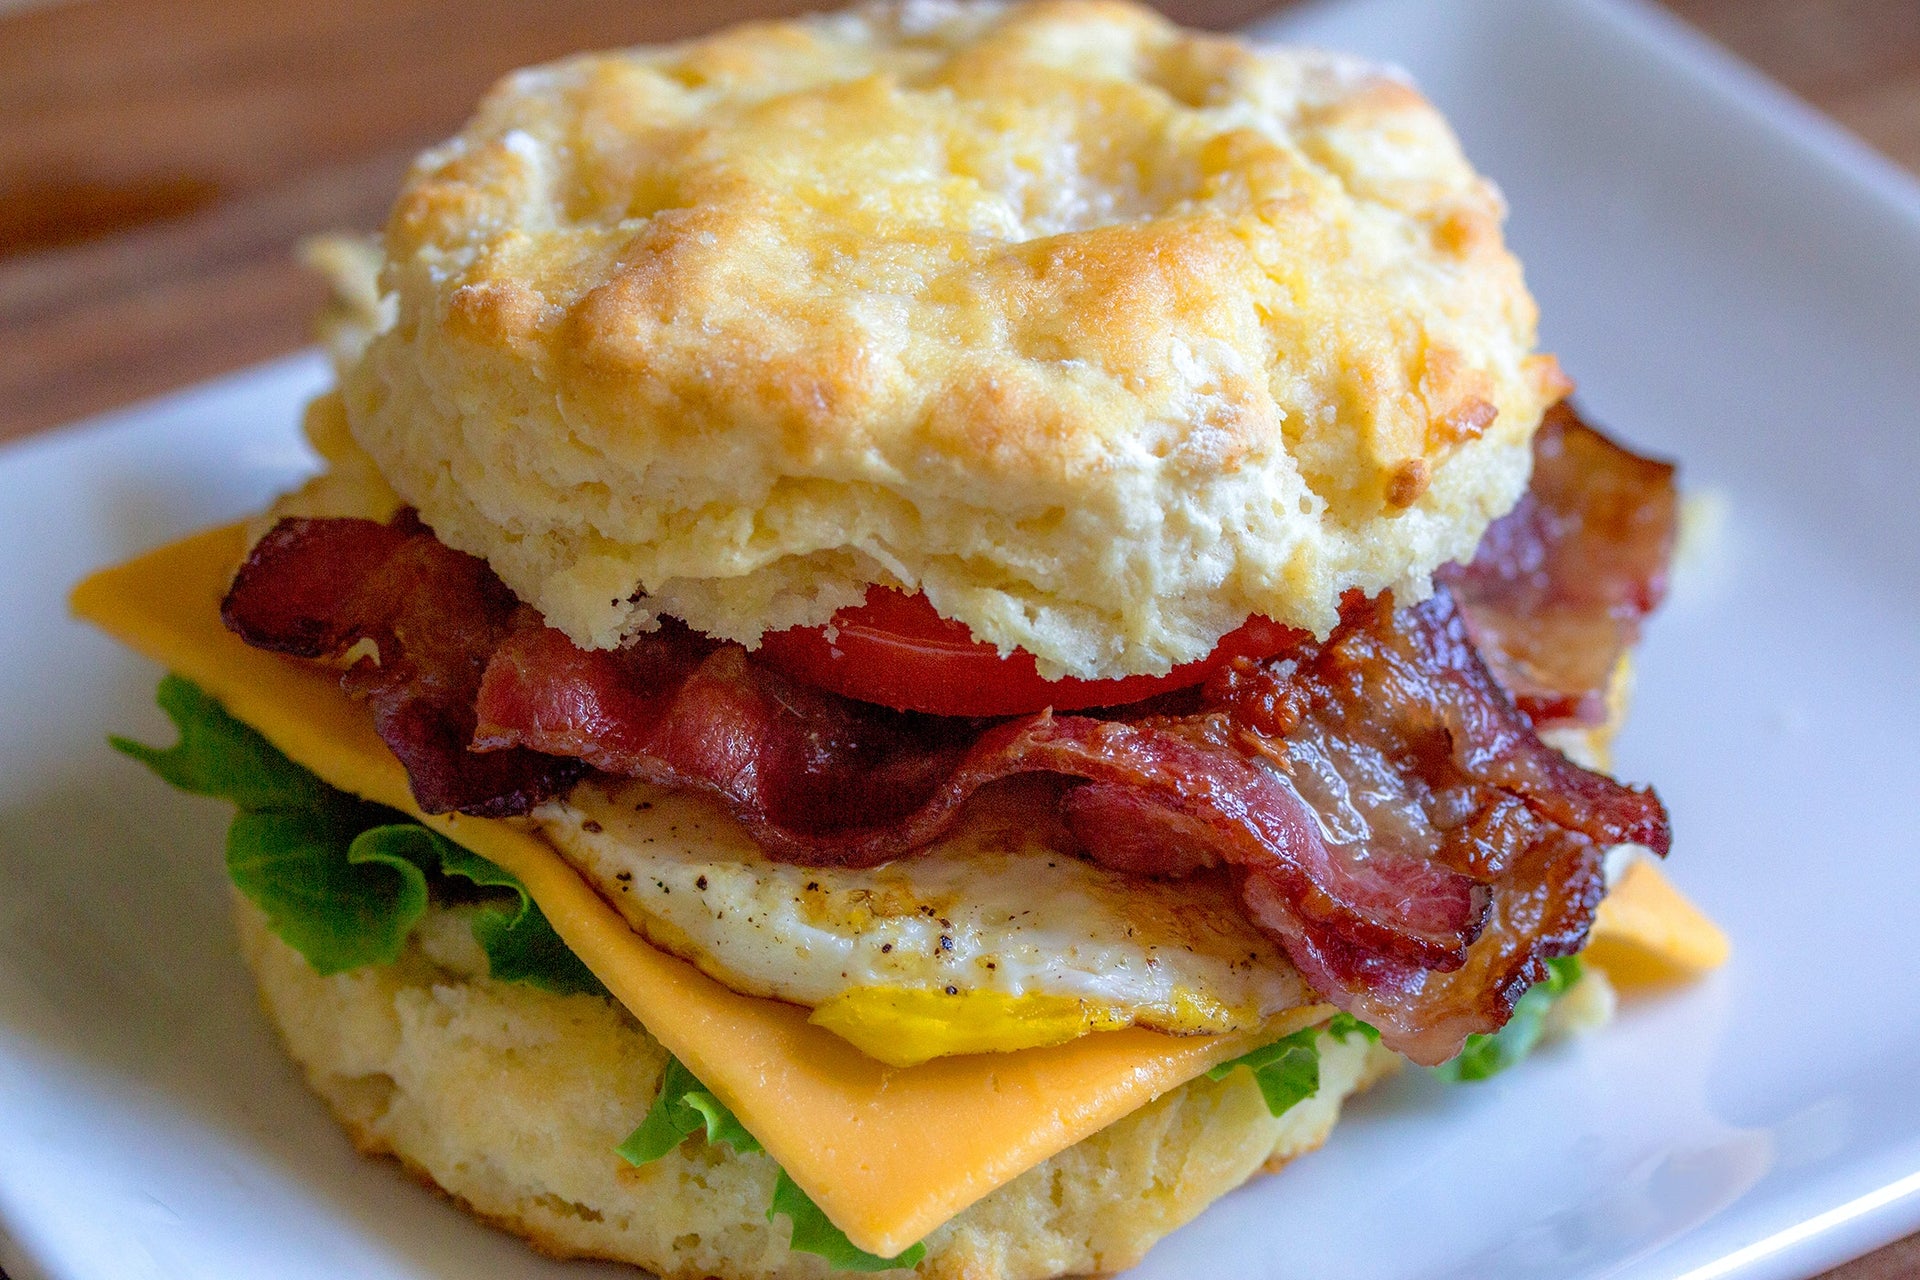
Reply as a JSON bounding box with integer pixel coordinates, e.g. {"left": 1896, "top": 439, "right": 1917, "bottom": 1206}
{"left": 348, "top": 0, "right": 1561, "bottom": 677}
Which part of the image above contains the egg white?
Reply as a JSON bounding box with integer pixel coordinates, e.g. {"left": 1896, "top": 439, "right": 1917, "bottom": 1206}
{"left": 536, "top": 776, "right": 1312, "bottom": 1041}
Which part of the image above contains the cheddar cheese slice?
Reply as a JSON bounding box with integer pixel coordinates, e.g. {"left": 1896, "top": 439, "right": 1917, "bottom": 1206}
{"left": 1587, "top": 858, "right": 1731, "bottom": 986}
{"left": 73, "top": 524, "right": 1732, "bottom": 1252}
{"left": 71, "top": 524, "right": 1321, "bottom": 1258}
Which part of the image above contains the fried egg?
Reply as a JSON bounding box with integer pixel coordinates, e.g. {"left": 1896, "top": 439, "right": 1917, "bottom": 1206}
{"left": 536, "top": 777, "right": 1316, "bottom": 1065}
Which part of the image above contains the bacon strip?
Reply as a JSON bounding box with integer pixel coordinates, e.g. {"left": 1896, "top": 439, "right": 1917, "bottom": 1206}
{"left": 1191, "top": 590, "right": 1659, "bottom": 1060}
{"left": 222, "top": 514, "right": 584, "bottom": 816}
{"left": 1444, "top": 402, "right": 1678, "bottom": 725}
{"left": 473, "top": 622, "right": 983, "bottom": 842}
{"left": 477, "top": 629, "right": 1485, "bottom": 963}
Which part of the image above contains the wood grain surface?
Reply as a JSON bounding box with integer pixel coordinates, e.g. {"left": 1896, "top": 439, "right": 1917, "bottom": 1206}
{"left": 2, "top": 2, "right": 1916, "bottom": 1278}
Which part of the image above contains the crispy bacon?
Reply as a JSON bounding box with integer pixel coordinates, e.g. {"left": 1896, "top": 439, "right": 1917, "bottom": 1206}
{"left": 473, "top": 622, "right": 984, "bottom": 846}
{"left": 218, "top": 408, "right": 1678, "bottom": 1063}
{"left": 479, "top": 626, "right": 1488, "bottom": 963}
{"left": 222, "top": 514, "right": 584, "bottom": 816}
{"left": 1444, "top": 402, "right": 1678, "bottom": 725}
{"left": 473, "top": 589, "right": 1664, "bottom": 1063}
{"left": 1188, "top": 590, "right": 1661, "bottom": 1060}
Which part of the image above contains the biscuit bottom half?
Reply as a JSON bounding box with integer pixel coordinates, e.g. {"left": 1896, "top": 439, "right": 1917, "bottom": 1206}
{"left": 235, "top": 892, "right": 1399, "bottom": 1280}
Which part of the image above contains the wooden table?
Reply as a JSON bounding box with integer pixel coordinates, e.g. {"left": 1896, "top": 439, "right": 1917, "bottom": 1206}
{"left": 2, "top": 1, "right": 1916, "bottom": 1277}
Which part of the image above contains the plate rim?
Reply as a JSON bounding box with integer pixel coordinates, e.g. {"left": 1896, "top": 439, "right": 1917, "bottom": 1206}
{"left": 6, "top": 0, "right": 1920, "bottom": 1277}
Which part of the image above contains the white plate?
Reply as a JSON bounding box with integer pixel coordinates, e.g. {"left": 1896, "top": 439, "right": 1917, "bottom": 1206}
{"left": 3, "top": 0, "right": 1918, "bottom": 1276}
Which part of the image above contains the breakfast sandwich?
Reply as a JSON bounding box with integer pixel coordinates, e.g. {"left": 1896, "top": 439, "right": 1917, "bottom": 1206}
{"left": 73, "top": 3, "right": 1729, "bottom": 1276}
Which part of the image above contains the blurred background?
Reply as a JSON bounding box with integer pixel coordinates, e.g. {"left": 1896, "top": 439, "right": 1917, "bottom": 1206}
{"left": 0, "top": 4, "right": 1916, "bottom": 1275}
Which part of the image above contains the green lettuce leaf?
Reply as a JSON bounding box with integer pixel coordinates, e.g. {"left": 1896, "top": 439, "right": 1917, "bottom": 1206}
{"left": 769, "top": 1170, "right": 926, "bottom": 1273}
{"left": 620, "top": 1054, "right": 926, "bottom": 1272}
{"left": 430, "top": 833, "right": 604, "bottom": 995}
{"left": 615, "top": 1055, "right": 762, "bottom": 1165}
{"left": 1327, "top": 1012, "right": 1381, "bottom": 1044}
{"left": 226, "top": 812, "right": 429, "bottom": 974}
{"left": 116, "top": 674, "right": 602, "bottom": 995}
{"left": 1206, "top": 1026, "right": 1322, "bottom": 1117}
{"left": 112, "top": 674, "right": 330, "bottom": 812}
{"left": 1431, "top": 956, "right": 1584, "bottom": 1083}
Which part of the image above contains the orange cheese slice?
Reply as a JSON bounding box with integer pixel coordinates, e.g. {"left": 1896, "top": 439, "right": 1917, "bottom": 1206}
{"left": 72, "top": 524, "right": 1324, "bottom": 1258}
{"left": 1586, "top": 857, "right": 1731, "bottom": 986}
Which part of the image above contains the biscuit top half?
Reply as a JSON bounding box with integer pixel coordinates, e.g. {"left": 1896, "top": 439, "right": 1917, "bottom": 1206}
{"left": 342, "top": 0, "right": 1565, "bottom": 680}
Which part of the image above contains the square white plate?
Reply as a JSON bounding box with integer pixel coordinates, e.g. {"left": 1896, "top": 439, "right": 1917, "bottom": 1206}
{"left": 4, "top": 0, "right": 1919, "bottom": 1277}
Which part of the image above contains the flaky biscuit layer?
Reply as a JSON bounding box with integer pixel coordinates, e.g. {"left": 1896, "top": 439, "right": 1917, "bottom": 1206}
{"left": 238, "top": 895, "right": 1395, "bottom": 1279}
{"left": 346, "top": 0, "right": 1561, "bottom": 677}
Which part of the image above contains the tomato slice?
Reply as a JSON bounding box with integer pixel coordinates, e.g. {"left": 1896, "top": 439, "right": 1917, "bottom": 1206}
{"left": 756, "top": 588, "right": 1303, "bottom": 716}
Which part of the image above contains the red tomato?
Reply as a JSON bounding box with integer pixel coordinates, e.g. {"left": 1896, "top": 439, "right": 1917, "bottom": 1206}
{"left": 756, "top": 588, "right": 1303, "bottom": 716}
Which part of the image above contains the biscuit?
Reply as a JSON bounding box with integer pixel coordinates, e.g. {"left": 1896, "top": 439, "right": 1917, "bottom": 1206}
{"left": 236, "top": 894, "right": 1397, "bottom": 1280}
{"left": 342, "top": 0, "right": 1563, "bottom": 678}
